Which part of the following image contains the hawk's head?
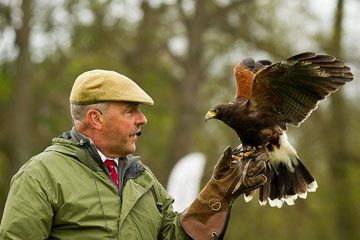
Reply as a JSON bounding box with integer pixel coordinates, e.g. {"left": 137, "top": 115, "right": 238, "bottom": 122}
{"left": 205, "top": 102, "right": 238, "bottom": 122}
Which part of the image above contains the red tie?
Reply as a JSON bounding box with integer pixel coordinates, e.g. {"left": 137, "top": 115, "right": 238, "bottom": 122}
{"left": 105, "top": 159, "right": 119, "bottom": 188}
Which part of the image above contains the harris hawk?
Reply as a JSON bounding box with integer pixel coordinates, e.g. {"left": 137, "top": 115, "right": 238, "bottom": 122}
{"left": 205, "top": 52, "right": 353, "bottom": 207}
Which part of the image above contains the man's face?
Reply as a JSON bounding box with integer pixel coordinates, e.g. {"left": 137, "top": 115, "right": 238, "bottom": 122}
{"left": 99, "top": 102, "right": 147, "bottom": 157}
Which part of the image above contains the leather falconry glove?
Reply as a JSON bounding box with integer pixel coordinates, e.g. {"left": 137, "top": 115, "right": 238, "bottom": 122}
{"left": 180, "top": 146, "right": 269, "bottom": 240}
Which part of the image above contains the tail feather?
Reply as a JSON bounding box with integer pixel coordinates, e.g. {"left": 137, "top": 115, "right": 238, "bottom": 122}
{"left": 255, "top": 157, "right": 317, "bottom": 208}
{"left": 293, "top": 167, "right": 308, "bottom": 195}
{"left": 244, "top": 190, "right": 255, "bottom": 202}
{"left": 258, "top": 166, "right": 272, "bottom": 205}
{"left": 297, "top": 158, "right": 315, "bottom": 185}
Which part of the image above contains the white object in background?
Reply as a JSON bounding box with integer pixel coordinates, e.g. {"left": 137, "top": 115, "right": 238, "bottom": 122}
{"left": 166, "top": 152, "right": 207, "bottom": 212}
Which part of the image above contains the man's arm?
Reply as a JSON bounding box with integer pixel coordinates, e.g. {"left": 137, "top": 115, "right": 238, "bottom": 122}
{"left": 0, "top": 167, "right": 53, "bottom": 240}
{"left": 153, "top": 146, "right": 268, "bottom": 240}
{"left": 147, "top": 179, "right": 191, "bottom": 240}
{"left": 180, "top": 146, "right": 268, "bottom": 240}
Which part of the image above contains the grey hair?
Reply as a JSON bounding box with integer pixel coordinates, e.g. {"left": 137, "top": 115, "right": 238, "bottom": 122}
{"left": 70, "top": 103, "right": 109, "bottom": 121}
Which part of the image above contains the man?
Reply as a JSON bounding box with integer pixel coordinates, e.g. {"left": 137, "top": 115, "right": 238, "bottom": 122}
{"left": 0, "top": 69, "right": 268, "bottom": 239}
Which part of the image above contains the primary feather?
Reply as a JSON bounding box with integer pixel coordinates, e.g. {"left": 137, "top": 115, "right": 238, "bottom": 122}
{"left": 206, "top": 52, "right": 353, "bottom": 207}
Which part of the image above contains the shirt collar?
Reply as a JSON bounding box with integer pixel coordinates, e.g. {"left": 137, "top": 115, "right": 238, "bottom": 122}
{"left": 70, "top": 128, "right": 122, "bottom": 165}
{"left": 97, "top": 149, "right": 119, "bottom": 165}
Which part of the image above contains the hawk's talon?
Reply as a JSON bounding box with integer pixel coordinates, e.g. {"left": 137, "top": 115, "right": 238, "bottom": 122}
{"left": 242, "top": 147, "right": 257, "bottom": 157}
{"left": 232, "top": 145, "right": 243, "bottom": 155}
{"left": 231, "top": 155, "right": 242, "bottom": 161}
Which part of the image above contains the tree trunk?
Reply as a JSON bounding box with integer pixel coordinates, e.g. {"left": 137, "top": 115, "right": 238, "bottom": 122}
{"left": 325, "top": 0, "right": 356, "bottom": 237}
{"left": 2, "top": 0, "right": 34, "bottom": 201}
{"left": 165, "top": 0, "right": 208, "bottom": 182}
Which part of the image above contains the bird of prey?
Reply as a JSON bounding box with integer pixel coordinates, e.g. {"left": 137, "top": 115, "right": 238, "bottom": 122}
{"left": 205, "top": 52, "right": 353, "bottom": 207}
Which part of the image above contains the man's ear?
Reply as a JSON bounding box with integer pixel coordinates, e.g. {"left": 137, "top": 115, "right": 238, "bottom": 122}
{"left": 86, "top": 109, "right": 103, "bottom": 130}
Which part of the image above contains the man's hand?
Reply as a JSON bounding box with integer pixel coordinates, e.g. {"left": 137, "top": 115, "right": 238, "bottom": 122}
{"left": 213, "top": 146, "right": 268, "bottom": 197}
{"left": 180, "top": 146, "right": 269, "bottom": 240}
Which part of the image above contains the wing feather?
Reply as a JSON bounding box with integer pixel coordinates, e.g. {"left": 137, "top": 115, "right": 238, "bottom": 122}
{"left": 250, "top": 52, "right": 353, "bottom": 126}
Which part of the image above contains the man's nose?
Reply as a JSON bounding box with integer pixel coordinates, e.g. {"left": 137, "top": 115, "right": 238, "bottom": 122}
{"left": 135, "top": 111, "right": 147, "bottom": 126}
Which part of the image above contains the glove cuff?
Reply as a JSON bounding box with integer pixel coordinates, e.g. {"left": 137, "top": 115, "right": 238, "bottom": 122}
{"left": 180, "top": 174, "right": 239, "bottom": 240}
{"left": 180, "top": 198, "right": 232, "bottom": 240}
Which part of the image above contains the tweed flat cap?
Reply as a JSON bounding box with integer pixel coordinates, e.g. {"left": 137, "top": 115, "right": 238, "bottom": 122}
{"left": 70, "top": 69, "right": 154, "bottom": 105}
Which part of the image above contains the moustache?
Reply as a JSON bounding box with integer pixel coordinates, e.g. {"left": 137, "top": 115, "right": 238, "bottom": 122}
{"left": 130, "top": 130, "right": 142, "bottom": 137}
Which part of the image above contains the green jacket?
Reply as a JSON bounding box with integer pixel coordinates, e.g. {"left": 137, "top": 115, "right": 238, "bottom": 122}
{"left": 0, "top": 129, "right": 191, "bottom": 240}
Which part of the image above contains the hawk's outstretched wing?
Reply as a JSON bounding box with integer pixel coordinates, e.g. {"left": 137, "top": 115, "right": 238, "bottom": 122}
{"left": 250, "top": 52, "right": 353, "bottom": 127}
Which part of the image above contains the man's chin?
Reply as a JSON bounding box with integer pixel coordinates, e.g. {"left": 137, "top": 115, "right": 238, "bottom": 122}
{"left": 124, "top": 145, "right": 137, "bottom": 156}
{"left": 112, "top": 145, "right": 136, "bottom": 157}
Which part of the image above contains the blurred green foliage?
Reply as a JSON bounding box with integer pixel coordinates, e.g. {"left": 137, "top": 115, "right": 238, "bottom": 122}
{"left": 0, "top": 0, "right": 359, "bottom": 239}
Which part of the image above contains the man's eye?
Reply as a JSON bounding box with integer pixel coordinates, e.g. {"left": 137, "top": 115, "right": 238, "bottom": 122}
{"left": 125, "top": 106, "right": 138, "bottom": 113}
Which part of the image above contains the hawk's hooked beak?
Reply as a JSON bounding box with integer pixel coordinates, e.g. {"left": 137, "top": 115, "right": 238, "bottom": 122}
{"left": 205, "top": 109, "right": 217, "bottom": 121}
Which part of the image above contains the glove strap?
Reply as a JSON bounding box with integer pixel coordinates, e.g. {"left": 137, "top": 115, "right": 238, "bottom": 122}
{"left": 211, "top": 201, "right": 233, "bottom": 240}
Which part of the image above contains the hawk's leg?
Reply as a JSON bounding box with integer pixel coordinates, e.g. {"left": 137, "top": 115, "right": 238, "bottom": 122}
{"left": 242, "top": 146, "right": 257, "bottom": 157}
{"left": 232, "top": 145, "right": 258, "bottom": 158}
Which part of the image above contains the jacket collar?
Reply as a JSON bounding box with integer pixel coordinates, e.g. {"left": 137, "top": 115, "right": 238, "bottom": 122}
{"left": 50, "top": 128, "right": 145, "bottom": 187}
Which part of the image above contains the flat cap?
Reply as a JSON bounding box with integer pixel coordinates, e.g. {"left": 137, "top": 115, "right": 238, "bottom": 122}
{"left": 70, "top": 69, "right": 154, "bottom": 105}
